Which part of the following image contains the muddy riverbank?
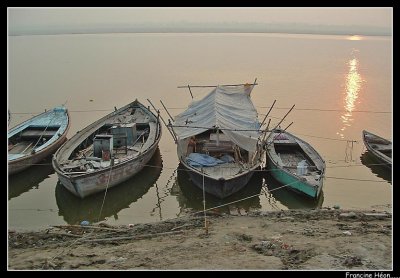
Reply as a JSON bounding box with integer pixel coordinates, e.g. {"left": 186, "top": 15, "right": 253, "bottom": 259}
{"left": 8, "top": 208, "right": 392, "bottom": 270}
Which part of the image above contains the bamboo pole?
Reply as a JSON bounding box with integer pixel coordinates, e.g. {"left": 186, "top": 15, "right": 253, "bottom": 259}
{"left": 260, "top": 100, "right": 276, "bottom": 127}
{"left": 168, "top": 119, "right": 179, "bottom": 142}
{"left": 160, "top": 100, "right": 174, "bottom": 121}
{"left": 188, "top": 85, "right": 193, "bottom": 99}
{"left": 271, "top": 104, "right": 295, "bottom": 131}
{"left": 265, "top": 121, "right": 294, "bottom": 148}
{"left": 156, "top": 110, "right": 160, "bottom": 140}
{"left": 261, "top": 118, "right": 272, "bottom": 143}
{"left": 147, "top": 99, "right": 177, "bottom": 143}
{"left": 265, "top": 118, "right": 271, "bottom": 133}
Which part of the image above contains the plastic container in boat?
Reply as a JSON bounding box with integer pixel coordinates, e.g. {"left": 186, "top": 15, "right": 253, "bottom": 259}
{"left": 297, "top": 160, "right": 308, "bottom": 175}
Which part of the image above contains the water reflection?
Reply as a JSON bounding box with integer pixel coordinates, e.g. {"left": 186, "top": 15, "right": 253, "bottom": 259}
{"left": 263, "top": 172, "right": 324, "bottom": 209}
{"left": 8, "top": 158, "right": 54, "bottom": 200}
{"left": 171, "top": 164, "right": 262, "bottom": 215}
{"left": 337, "top": 53, "right": 364, "bottom": 139}
{"left": 360, "top": 151, "right": 392, "bottom": 184}
{"left": 347, "top": 35, "right": 363, "bottom": 41}
{"left": 55, "top": 148, "right": 163, "bottom": 224}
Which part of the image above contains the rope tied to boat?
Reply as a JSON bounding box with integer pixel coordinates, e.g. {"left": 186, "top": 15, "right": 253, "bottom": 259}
{"left": 97, "top": 158, "right": 114, "bottom": 222}
{"left": 30, "top": 109, "right": 58, "bottom": 153}
{"left": 201, "top": 168, "right": 208, "bottom": 235}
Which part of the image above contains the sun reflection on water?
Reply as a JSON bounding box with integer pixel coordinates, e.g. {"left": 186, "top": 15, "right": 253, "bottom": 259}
{"left": 347, "top": 35, "right": 363, "bottom": 41}
{"left": 337, "top": 55, "right": 364, "bottom": 139}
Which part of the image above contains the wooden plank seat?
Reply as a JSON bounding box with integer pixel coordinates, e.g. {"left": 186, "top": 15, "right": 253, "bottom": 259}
{"left": 20, "top": 129, "right": 57, "bottom": 138}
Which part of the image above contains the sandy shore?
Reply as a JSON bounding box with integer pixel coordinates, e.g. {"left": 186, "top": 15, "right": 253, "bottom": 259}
{"left": 8, "top": 209, "right": 392, "bottom": 270}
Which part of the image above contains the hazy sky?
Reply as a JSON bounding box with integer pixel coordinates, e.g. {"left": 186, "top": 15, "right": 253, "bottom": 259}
{"left": 9, "top": 7, "right": 392, "bottom": 30}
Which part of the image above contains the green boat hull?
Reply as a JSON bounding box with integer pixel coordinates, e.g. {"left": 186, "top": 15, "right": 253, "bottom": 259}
{"left": 268, "top": 158, "right": 319, "bottom": 199}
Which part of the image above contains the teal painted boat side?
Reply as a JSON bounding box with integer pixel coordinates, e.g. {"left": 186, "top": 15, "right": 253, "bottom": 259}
{"left": 268, "top": 157, "right": 318, "bottom": 198}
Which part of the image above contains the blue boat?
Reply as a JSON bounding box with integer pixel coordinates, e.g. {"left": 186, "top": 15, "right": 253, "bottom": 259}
{"left": 8, "top": 106, "right": 70, "bottom": 175}
{"left": 265, "top": 129, "right": 325, "bottom": 199}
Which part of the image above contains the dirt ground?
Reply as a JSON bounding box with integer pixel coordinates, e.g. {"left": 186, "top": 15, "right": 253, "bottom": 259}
{"left": 8, "top": 208, "right": 392, "bottom": 270}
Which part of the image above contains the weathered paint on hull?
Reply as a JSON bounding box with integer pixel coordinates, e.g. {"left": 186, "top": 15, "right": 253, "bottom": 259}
{"left": 58, "top": 146, "right": 158, "bottom": 198}
{"left": 268, "top": 157, "right": 319, "bottom": 199}
{"left": 9, "top": 136, "right": 68, "bottom": 175}
{"left": 181, "top": 162, "right": 256, "bottom": 199}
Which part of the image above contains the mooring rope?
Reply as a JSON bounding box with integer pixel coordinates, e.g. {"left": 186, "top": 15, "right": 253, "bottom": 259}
{"left": 200, "top": 179, "right": 303, "bottom": 213}
{"left": 201, "top": 168, "right": 208, "bottom": 234}
{"left": 97, "top": 159, "right": 114, "bottom": 222}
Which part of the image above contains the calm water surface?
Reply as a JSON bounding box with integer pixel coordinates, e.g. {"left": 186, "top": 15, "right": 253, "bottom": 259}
{"left": 8, "top": 33, "right": 392, "bottom": 230}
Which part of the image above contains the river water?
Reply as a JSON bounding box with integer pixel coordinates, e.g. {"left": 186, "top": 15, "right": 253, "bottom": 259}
{"left": 8, "top": 33, "right": 392, "bottom": 230}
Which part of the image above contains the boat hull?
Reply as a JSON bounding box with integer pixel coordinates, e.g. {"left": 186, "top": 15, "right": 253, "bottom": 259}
{"left": 56, "top": 145, "right": 158, "bottom": 198}
{"left": 267, "top": 156, "right": 320, "bottom": 199}
{"left": 9, "top": 133, "right": 68, "bottom": 175}
{"left": 180, "top": 160, "right": 256, "bottom": 199}
{"left": 53, "top": 100, "right": 162, "bottom": 199}
{"left": 8, "top": 107, "right": 70, "bottom": 175}
{"left": 362, "top": 130, "right": 391, "bottom": 169}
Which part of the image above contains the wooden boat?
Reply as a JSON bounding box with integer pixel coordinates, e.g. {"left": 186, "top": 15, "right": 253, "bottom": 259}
{"left": 8, "top": 106, "right": 70, "bottom": 175}
{"left": 265, "top": 129, "right": 325, "bottom": 199}
{"left": 362, "top": 130, "right": 391, "bottom": 168}
{"left": 169, "top": 84, "right": 265, "bottom": 199}
{"left": 55, "top": 148, "right": 163, "bottom": 224}
{"left": 52, "top": 99, "right": 162, "bottom": 198}
{"left": 263, "top": 172, "right": 324, "bottom": 209}
{"left": 171, "top": 163, "right": 263, "bottom": 213}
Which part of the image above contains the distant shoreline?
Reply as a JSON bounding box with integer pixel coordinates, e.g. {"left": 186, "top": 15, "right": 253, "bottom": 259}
{"left": 9, "top": 30, "right": 392, "bottom": 37}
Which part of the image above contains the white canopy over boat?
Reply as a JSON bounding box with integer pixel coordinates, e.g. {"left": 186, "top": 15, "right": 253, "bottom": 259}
{"left": 173, "top": 84, "right": 261, "bottom": 152}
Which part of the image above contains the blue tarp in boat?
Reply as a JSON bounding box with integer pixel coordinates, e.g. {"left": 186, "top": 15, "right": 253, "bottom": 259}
{"left": 186, "top": 153, "right": 225, "bottom": 167}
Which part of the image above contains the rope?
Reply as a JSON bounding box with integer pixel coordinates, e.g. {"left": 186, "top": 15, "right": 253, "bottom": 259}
{"left": 200, "top": 179, "right": 302, "bottom": 213}
{"left": 42, "top": 231, "right": 93, "bottom": 269}
{"left": 97, "top": 159, "right": 114, "bottom": 222}
{"left": 30, "top": 110, "right": 57, "bottom": 152}
{"left": 294, "top": 133, "right": 359, "bottom": 142}
{"left": 168, "top": 124, "right": 264, "bottom": 132}
{"left": 8, "top": 161, "right": 392, "bottom": 172}
{"left": 324, "top": 176, "right": 388, "bottom": 182}
{"left": 256, "top": 106, "right": 391, "bottom": 114}
{"left": 327, "top": 163, "right": 392, "bottom": 168}
{"left": 201, "top": 168, "right": 208, "bottom": 234}
{"left": 9, "top": 107, "right": 392, "bottom": 115}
